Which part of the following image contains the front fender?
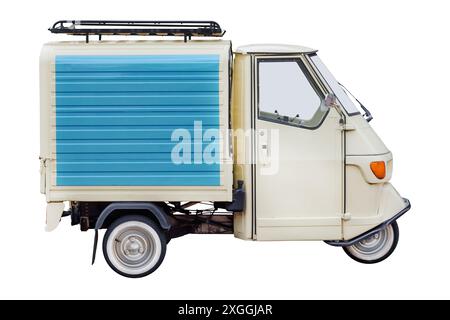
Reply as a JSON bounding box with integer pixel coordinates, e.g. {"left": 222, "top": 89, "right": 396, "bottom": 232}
{"left": 343, "top": 182, "right": 410, "bottom": 240}
{"left": 326, "top": 196, "right": 410, "bottom": 246}
{"left": 377, "top": 183, "right": 407, "bottom": 223}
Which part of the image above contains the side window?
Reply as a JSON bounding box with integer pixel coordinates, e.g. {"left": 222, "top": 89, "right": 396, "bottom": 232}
{"left": 257, "top": 58, "right": 326, "bottom": 128}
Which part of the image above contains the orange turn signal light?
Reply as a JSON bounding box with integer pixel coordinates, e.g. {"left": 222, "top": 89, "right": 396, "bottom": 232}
{"left": 370, "top": 161, "right": 386, "bottom": 179}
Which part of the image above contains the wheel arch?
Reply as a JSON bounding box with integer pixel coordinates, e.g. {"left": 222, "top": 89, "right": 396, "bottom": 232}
{"left": 95, "top": 202, "right": 171, "bottom": 231}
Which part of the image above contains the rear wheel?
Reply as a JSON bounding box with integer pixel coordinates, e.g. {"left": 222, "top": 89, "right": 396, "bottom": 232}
{"left": 343, "top": 221, "right": 399, "bottom": 264}
{"left": 103, "top": 215, "right": 166, "bottom": 278}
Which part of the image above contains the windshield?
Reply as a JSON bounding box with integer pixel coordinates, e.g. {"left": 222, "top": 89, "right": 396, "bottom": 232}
{"left": 309, "top": 54, "right": 360, "bottom": 115}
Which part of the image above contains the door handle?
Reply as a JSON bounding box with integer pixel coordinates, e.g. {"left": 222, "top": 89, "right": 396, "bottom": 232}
{"left": 259, "top": 130, "right": 269, "bottom": 166}
{"left": 260, "top": 144, "right": 269, "bottom": 166}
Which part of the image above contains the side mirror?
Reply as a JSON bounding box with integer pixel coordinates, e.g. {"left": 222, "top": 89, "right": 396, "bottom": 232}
{"left": 324, "top": 93, "right": 337, "bottom": 108}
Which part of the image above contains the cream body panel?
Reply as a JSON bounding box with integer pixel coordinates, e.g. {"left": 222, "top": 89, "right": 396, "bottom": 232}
{"left": 235, "top": 44, "right": 316, "bottom": 54}
{"left": 343, "top": 115, "right": 405, "bottom": 239}
{"left": 232, "top": 54, "right": 254, "bottom": 240}
{"left": 255, "top": 112, "right": 342, "bottom": 240}
{"left": 40, "top": 40, "right": 232, "bottom": 202}
{"left": 347, "top": 152, "right": 393, "bottom": 183}
{"left": 345, "top": 115, "right": 389, "bottom": 155}
{"left": 46, "top": 202, "right": 64, "bottom": 231}
{"left": 344, "top": 182, "right": 406, "bottom": 239}
{"left": 345, "top": 165, "right": 383, "bottom": 226}
{"left": 257, "top": 226, "right": 342, "bottom": 241}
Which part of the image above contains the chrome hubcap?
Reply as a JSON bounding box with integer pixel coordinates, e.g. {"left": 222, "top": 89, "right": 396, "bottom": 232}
{"left": 106, "top": 220, "right": 163, "bottom": 276}
{"left": 353, "top": 229, "right": 387, "bottom": 254}
{"left": 360, "top": 231, "right": 382, "bottom": 246}
{"left": 122, "top": 235, "right": 146, "bottom": 257}
{"left": 112, "top": 227, "right": 157, "bottom": 270}
{"left": 346, "top": 224, "right": 395, "bottom": 261}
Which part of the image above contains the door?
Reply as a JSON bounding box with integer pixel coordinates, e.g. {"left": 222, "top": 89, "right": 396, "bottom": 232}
{"left": 253, "top": 55, "right": 343, "bottom": 240}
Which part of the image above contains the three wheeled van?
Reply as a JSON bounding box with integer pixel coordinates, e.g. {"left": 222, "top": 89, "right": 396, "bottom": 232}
{"left": 40, "top": 20, "right": 411, "bottom": 277}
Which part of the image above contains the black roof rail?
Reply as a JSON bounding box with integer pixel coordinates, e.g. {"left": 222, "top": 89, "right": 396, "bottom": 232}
{"left": 49, "top": 20, "right": 225, "bottom": 43}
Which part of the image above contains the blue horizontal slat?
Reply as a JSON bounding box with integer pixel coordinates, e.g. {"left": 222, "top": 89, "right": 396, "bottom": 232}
{"left": 56, "top": 115, "right": 219, "bottom": 126}
{"left": 56, "top": 81, "right": 219, "bottom": 92}
{"left": 56, "top": 111, "right": 218, "bottom": 117}
{"left": 56, "top": 72, "right": 219, "bottom": 81}
{"left": 56, "top": 139, "right": 219, "bottom": 143}
{"left": 56, "top": 55, "right": 218, "bottom": 62}
{"left": 55, "top": 124, "right": 219, "bottom": 129}
{"left": 56, "top": 94, "right": 219, "bottom": 106}
{"left": 57, "top": 161, "right": 219, "bottom": 172}
{"left": 56, "top": 141, "right": 219, "bottom": 154}
{"left": 57, "top": 174, "right": 220, "bottom": 186}
{"left": 56, "top": 128, "right": 210, "bottom": 140}
{"left": 56, "top": 106, "right": 219, "bottom": 113}
{"left": 56, "top": 55, "right": 219, "bottom": 72}
{"left": 56, "top": 62, "right": 218, "bottom": 73}
{"left": 56, "top": 153, "right": 202, "bottom": 161}
{"left": 56, "top": 64, "right": 218, "bottom": 73}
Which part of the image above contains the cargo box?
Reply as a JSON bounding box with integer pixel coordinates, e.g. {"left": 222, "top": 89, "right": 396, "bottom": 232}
{"left": 40, "top": 40, "right": 232, "bottom": 202}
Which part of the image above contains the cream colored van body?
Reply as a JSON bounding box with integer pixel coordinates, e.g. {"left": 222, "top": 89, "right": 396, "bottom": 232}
{"left": 40, "top": 37, "right": 410, "bottom": 277}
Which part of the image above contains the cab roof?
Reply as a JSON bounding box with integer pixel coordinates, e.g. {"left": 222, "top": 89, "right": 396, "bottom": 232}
{"left": 235, "top": 44, "right": 317, "bottom": 54}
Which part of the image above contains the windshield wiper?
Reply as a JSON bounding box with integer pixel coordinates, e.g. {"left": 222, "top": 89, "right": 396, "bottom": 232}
{"left": 338, "top": 82, "right": 373, "bottom": 122}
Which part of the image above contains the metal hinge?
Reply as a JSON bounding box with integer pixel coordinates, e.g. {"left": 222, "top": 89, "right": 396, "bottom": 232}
{"left": 39, "top": 157, "right": 55, "bottom": 166}
{"left": 342, "top": 212, "right": 352, "bottom": 221}
{"left": 39, "top": 157, "right": 51, "bottom": 167}
{"left": 39, "top": 157, "right": 47, "bottom": 172}
{"left": 39, "top": 157, "right": 51, "bottom": 194}
{"left": 342, "top": 124, "right": 356, "bottom": 131}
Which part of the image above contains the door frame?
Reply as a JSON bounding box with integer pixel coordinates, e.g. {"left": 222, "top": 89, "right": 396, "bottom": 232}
{"left": 250, "top": 53, "right": 346, "bottom": 240}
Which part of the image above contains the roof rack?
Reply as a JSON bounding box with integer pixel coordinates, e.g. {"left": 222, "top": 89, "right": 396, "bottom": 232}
{"left": 49, "top": 20, "right": 225, "bottom": 43}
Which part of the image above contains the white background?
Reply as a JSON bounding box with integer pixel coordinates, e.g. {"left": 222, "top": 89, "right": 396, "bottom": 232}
{"left": 0, "top": 0, "right": 448, "bottom": 299}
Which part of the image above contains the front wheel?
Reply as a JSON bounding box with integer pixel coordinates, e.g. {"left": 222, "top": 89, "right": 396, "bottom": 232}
{"left": 103, "top": 215, "right": 167, "bottom": 278}
{"left": 343, "top": 221, "right": 399, "bottom": 264}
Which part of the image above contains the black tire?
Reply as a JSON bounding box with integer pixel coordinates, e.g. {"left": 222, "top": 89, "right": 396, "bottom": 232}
{"left": 102, "top": 215, "right": 167, "bottom": 278}
{"left": 343, "top": 221, "right": 399, "bottom": 264}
